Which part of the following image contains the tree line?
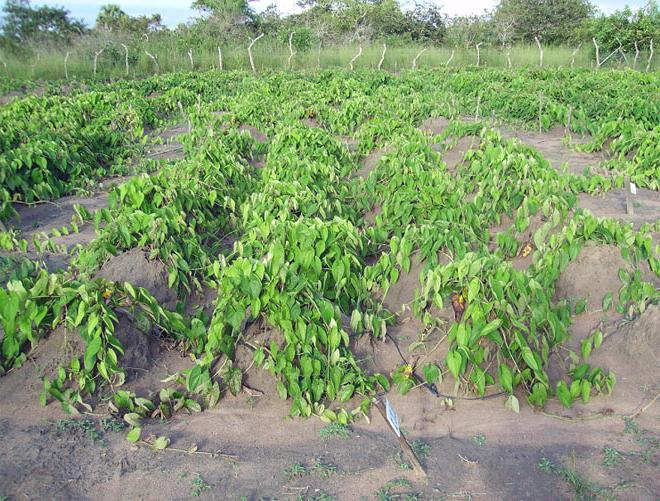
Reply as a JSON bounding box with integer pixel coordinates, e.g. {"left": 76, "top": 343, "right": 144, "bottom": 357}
{"left": 0, "top": 0, "right": 657, "bottom": 62}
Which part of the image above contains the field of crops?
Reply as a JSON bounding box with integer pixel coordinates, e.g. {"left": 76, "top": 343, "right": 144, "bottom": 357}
{"left": 0, "top": 68, "right": 658, "bottom": 499}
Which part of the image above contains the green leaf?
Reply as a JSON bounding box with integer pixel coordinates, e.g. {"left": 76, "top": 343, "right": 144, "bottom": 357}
{"left": 445, "top": 350, "right": 462, "bottom": 380}
{"left": 276, "top": 381, "right": 287, "bottom": 400}
{"left": 123, "top": 412, "right": 141, "bottom": 427}
{"left": 422, "top": 363, "right": 440, "bottom": 385}
{"left": 152, "top": 436, "right": 170, "bottom": 450}
{"left": 126, "top": 427, "right": 141, "bottom": 443}
{"left": 521, "top": 347, "right": 539, "bottom": 372}
{"left": 498, "top": 364, "right": 513, "bottom": 393}
{"left": 481, "top": 318, "right": 502, "bottom": 337}
{"left": 556, "top": 381, "right": 572, "bottom": 408}
{"left": 504, "top": 394, "right": 519, "bottom": 413}
{"left": 467, "top": 277, "right": 480, "bottom": 303}
{"left": 84, "top": 336, "right": 102, "bottom": 371}
{"left": 593, "top": 330, "right": 603, "bottom": 349}
{"left": 601, "top": 292, "right": 613, "bottom": 312}
{"left": 575, "top": 298, "right": 587, "bottom": 315}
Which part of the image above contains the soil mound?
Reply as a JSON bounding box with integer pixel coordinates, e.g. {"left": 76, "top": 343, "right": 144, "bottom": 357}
{"left": 96, "top": 248, "right": 177, "bottom": 308}
{"left": 355, "top": 148, "right": 386, "bottom": 179}
{"left": 605, "top": 304, "right": 659, "bottom": 367}
{"left": 443, "top": 135, "right": 481, "bottom": 173}
{"left": 554, "top": 243, "right": 631, "bottom": 311}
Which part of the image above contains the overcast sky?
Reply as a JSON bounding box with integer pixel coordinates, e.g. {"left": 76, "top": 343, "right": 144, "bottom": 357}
{"left": 25, "top": 1, "right": 649, "bottom": 27}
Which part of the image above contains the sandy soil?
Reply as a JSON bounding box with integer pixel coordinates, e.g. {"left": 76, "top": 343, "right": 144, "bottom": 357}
{"left": 1, "top": 120, "right": 658, "bottom": 501}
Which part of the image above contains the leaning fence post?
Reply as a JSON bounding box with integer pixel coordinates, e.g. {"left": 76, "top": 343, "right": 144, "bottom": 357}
{"left": 445, "top": 49, "right": 454, "bottom": 67}
{"left": 145, "top": 50, "right": 159, "bottom": 74}
{"left": 378, "top": 43, "right": 387, "bottom": 70}
{"left": 506, "top": 46, "right": 512, "bottom": 68}
{"left": 349, "top": 46, "right": 362, "bottom": 70}
{"left": 633, "top": 41, "right": 640, "bottom": 70}
{"left": 248, "top": 33, "right": 264, "bottom": 73}
{"left": 411, "top": 47, "right": 427, "bottom": 69}
{"left": 646, "top": 39, "right": 654, "bottom": 72}
{"left": 188, "top": 48, "right": 194, "bottom": 69}
{"left": 217, "top": 47, "right": 223, "bottom": 70}
{"left": 570, "top": 43, "right": 582, "bottom": 68}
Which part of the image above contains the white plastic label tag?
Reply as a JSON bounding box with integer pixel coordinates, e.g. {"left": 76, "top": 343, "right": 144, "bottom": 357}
{"left": 385, "top": 399, "right": 400, "bottom": 437}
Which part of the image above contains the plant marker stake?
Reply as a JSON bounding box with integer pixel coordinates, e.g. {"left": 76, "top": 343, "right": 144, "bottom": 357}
{"left": 374, "top": 398, "right": 427, "bottom": 478}
{"left": 625, "top": 177, "right": 635, "bottom": 216}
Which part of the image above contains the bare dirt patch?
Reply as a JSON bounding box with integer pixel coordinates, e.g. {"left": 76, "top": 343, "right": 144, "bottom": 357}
{"left": 443, "top": 135, "right": 481, "bottom": 173}
{"left": 554, "top": 243, "right": 636, "bottom": 311}
{"left": 577, "top": 187, "right": 660, "bottom": 228}
{"left": 355, "top": 148, "right": 386, "bottom": 179}
{"left": 419, "top": 117, "right": 450, "bottom": 136}
{"left": 499, "top": 126, "right": 607, "bottom": 175}
{"left": 145, "top": 124, "right": 187, "bottom": 161}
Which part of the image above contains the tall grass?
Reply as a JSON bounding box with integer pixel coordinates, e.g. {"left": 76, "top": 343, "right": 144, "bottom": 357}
{"left": 0, "top": 42, "right": 656, "bottom": 82}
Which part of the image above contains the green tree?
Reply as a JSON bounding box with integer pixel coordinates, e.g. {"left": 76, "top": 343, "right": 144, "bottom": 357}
{"left": 581, "top": 1, "right": 660, "bottom": 52}
{"left": 95, "top": 4, "right": 162, "bottom": 34}
{"left": 0, "top": 0, "right": 86, "bottom": 50}
{"left": 493, "top": 0, "right": 595, "bottom": 44}
{"left": 404, "top": 2, "right": 447, "bottom": 44}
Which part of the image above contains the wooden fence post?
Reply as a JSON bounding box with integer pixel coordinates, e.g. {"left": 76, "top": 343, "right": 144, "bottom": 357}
{"left": 287, "top": 32, "right": 296, "bottom": 69}
{"left": 412, "top": 48, "right": 427, "bottom": 69}
{"left": 535, "top": 36, "right": 543, "bottom": 67}
{"left": 349, "top": 46, "right": 362, "bottom": 70}
{"left": 121, "top": 44, "right": 129, "bottom": 76}
{"left": 145, "top": 50, "right": 159, "bottom": 74}
{"left": 378, "top": 43, "right": 386, "bottom": 70}
{"left": 64, "top": 51, "right": 71, "bottom": 79}
{"left": 475, "top": 42, "right": 483, "bottom": 67}
{"left": 93, "top": 48, "right": 104, "bottom": 77}
{"left": 248, "top": 34, "right": 264, "bottom": 73}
